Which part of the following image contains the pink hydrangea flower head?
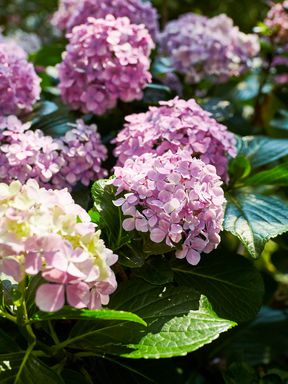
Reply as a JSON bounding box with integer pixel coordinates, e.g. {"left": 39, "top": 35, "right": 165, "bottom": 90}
{"left": 0, "top": 179, "right": 118, "bottom": 312}
{"left": 0, "top": 117, "right": 107, "bottom": 190}
{"left": 113, "top": 97, "right": 236, "bottom": 182}
{"left": 52, "top": 119, "right": 108, "bottom": 188}
{"left": 113, "top": 150, "right": 225, "bottom": 265}
{"left": 0, "top": 115, "right": 63, "bottom": 186}
{"left": 0, "top": 34, "right": 27, "bottom": 59}
{"left": 58, "top": 15, "right": 154, "bottom": 115}
{"left": 0, "top": 44, "right": 41, "bottom": 116}
{"left": 159, "top": 13, "right": 259, "bottom": 83}
{"left": 265, "top": 1, "right": 288, "bottom": 44}
{"left": 52, "top": 0, "right": 159, "bottom": 40}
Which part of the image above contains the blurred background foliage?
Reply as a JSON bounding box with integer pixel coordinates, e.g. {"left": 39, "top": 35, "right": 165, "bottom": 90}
{"left": 0, "top": 0, "right": 270, "bottom": 34}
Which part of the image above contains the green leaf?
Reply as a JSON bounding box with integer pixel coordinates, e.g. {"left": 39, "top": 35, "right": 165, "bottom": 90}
{"left": 229, "top": 155, "right": 252, "bottom": 183}
{"left": 172, "top": 253, "right": 263, "bottom": 323}
{"left": 221, "top": 306, "right": 288, "bottom": 366}
{"left": 237, "top": 136, "right": 288, "bottom": 168}
{"left": 224, "top": 192, "right": 288, "bottom": 258}
{"left": 91, "top": 180, "right": 171, "bottom": 267}
{"left": 0, "top": 354, "right": 65, "bottom": 384}
{"left": 270, "top": 109, "right": 288, "bottom": 131}
{"left": 0, "top": 329, "right": 21, "bottom": 354}
{"left": 244, "top": 163, "right": 288, "bottom": 186}
{"left": 201, "top": 98, "right": 233, "bottom": 122}
{"left": 66, "top": 279, "right": 235, "bottom": 358}
{"left": 223, "top": 362, "right": 258, "bottom": 384}
{"left": 30, "top": 109, "right": 75, "bottom": 138}
{"left": 91, "top": 179, "right": 132, "bottom": 251}
{"left": 143, "top": 84, "right": 172, "bottom": 104}
{"left": 30, "top": 41, "right": 65, "bottom": 67}
{"left": 124, "top": 296, "right": 235, "bottom": 359}
{"left": 30, "top": 308, "right": 146, "bottom": 326}
{"left": 134, "top": 256, "right": 174, "bottom": 286}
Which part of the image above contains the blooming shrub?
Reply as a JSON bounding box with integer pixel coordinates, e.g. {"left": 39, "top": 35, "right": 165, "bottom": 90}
{"left": 58, "top": 15, "right": 154, "bottom": 115}
{"left": 52, "top": 0, "right": 159, "bottom": 40}
{"left": 113, "top": 150, "right": 225, "bottom": 265}
{"left": 113, "top": 97, "right": 236, "bottom": 181}
{"left": 159, "top": 13, "right": 259, "bottom": 83}
{"left": 0, "top": 116, "right": 107, "bottom": 189}
{"left": 0, "top": 179, "right": 117, "bottom": 312}
{"left": 0, "top": 44, "right": 41, "bottom": 115}
{"left": 2, "top": 1, "right": 288, "bottom": 381}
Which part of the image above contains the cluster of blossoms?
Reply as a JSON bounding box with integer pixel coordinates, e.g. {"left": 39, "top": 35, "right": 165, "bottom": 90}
{"left": 0, "top": 34, "right": 27, "bottom": 60}
{"left": 52, "top": 0, "right": 159, "bottom": 40}
{"left": 264, "top": 2, "right": 288, "bottom": 85}
{"left": 0, "top": 179, "right": 117, "bottom": 312}
{"left": 53, "top": 119, "right": 108, "bottom": 188}
{"left": 113, "top": 98, "right": 236, "bottom": 182}
{"left": 159, "top": 13, "right": 259, "bottom": 83}
{"left": 264, "top": 1, "right": 288, "bottom": 44}
{"left": 58, "top": 16, "right": 154, "bottom": 115}
{"left": 0, "top": 44, "right": 41, "bottom": 116}
{"left": 113, "top": 150, "right": 225, "bottom": 265}
{"left": 0, "top": 116, "right": 107, "bottom": 189}
{"left": 0, "top": 30, "right": 41, "bottom": 58}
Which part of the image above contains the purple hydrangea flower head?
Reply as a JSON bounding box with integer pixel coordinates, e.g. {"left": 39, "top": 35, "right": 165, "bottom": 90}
{"left": 52, "top": 0, "right": 159, "bottom": 40}
{"left": 0, "top": 179, "right": 118, "bottom": 312}
{"left": 0, "top": 44, "right": 41, "bottom": 116}
{"left": 265, "top": 1, "right": 288, "bottom": 44}
{"left": 53, "top": 119, "right": 108, "bottom": 188}
{"left": 58, "top": 15, "right": 154, "bottom": 115}
{"left": 159, "top": 13, "right": 259, "bottom": 83}
{"left": 113, "top": 97, "right": 236, "bottom": 182}
{"left": 113, "top": 150, "right": 225, "bottom": 265}
{"left": 0, "top": 116, "right": 107, "bottom": 190}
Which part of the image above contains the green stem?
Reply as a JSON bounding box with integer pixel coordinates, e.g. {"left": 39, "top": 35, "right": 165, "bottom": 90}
{"left": 48, "top": 320, "right": 60, "bottom": 345}
{"left": 0, "top": 309, "right": 17, "bottom": 323}
{"left": 14, "top": 342, "right": 35, "bottom": 384}
{"left": 15, "top": 280, "right": 36, "bottom": 384}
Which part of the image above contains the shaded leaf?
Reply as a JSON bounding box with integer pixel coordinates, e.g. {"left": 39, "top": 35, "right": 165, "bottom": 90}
{"left": 172, "top": 252, "right": 263, "bottom": 322}
{"left": 224, "top": 192, "right": 288, "bottom": 258}
{"left": 244, "top": 163, "right": 288, "bottom": 186}
{"left": 237, "top": 136, "right": 288, "bottom": 168}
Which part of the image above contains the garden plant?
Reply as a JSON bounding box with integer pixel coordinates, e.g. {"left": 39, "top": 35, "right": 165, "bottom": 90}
{"left": 1, "top": 0, "right": 288, "bottom": 383}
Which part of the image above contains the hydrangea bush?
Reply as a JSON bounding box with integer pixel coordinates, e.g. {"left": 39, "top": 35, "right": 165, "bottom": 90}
{"left": 1, "top": 1, "right": 288, "bottom": 383}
